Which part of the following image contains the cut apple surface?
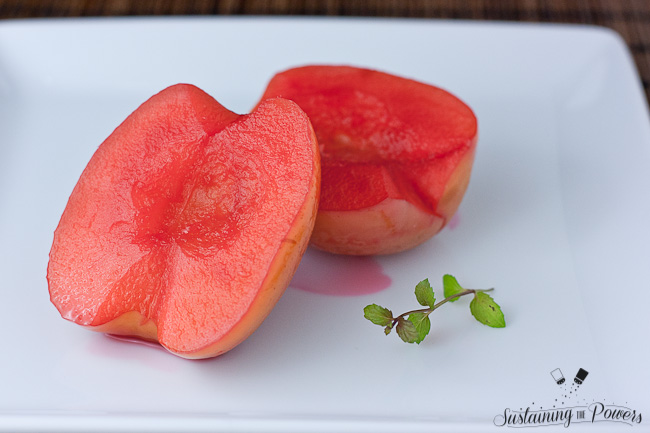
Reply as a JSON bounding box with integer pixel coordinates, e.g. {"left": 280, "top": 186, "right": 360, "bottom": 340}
{"left": 47, "top": 84, "right": 320, "bottom": 359}
{"left": 259, "top": 65, "right": 477, "bottom": 255}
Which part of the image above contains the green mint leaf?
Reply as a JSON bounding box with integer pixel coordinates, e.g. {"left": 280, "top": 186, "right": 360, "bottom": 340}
{"left": 469, "top": 292, "right": 506, "bottom": 328}
{"left": 384, "top": 324, "right": 393, "bottom": 335}
{"left": 407, "top": 312, "right": 431, "bottom": 344}
{"left": 363, "top": 304, "right": 393, "bottom": 327}
{"left": 415, "top": 278, "right": 436, "bottom": 308}
{"left": 395, "top": 317, "right": 418, "bottom": 343}
{"left": 443, "top": 274, "right": 464, "bottom": 302}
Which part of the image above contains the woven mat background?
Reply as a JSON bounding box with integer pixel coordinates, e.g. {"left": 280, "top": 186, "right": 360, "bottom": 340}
{"left": 1, "top": 0, "right": 649, "bottom": 105}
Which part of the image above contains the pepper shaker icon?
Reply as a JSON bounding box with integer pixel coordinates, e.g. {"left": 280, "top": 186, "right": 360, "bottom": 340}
{"left": 550, "top": 368, "right": 565, "bottom": 384}
{"left": 574, "top": 368, "right": 589, "bottom": 385}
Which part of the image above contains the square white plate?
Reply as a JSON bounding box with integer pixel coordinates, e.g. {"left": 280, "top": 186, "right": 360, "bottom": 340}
{"left": 1, "top": 17, "right": 649, "bottom": 432}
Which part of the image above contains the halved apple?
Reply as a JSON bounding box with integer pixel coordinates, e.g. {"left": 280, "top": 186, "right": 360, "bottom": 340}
{"left": 259, "top": 65, "right": 477, "bottom": 255}
{"left": 47, "top": 84, "right": 320, "bottom": 359}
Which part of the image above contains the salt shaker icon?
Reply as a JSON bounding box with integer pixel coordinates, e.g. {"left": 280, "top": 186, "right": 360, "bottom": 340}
{"left": 574, "top": 368, "right": 589, "bottom": 385}
{"left": 550, "top": 368, "right": 565, "bottom": 384}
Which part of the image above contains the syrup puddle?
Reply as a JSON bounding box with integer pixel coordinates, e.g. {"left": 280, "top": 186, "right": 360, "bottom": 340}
{"left": 448, "top": 212, "right": 461, "bottom": 230}
{"left": 92, "top": 334, "right": 181, "bottom": 371}
{"left": 290, "top": 247, "right": 392, "bottom": 296}
{"left": 105, "top": 333, "right": 166, "bottom": 351}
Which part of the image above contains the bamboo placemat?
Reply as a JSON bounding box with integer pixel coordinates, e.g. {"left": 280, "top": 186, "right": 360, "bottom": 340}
{"left": 1, "top": 0, "right": 649, "bottom": 105}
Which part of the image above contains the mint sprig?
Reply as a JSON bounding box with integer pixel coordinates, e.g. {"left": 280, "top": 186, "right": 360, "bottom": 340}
{"left": 363, "top": 274, "right": 505, "bottom": 344}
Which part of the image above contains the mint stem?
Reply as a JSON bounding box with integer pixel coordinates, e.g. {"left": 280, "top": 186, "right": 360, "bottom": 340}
{"left": 391, "top": 288, "right": 494, "bottom": 327}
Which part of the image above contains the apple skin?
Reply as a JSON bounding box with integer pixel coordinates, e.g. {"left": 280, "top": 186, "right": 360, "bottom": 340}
{"left": 258, "top": 65, "right": 478, "bottom": 255}
{"left": 310, "top": 140, "right": 476, "bottom": 255}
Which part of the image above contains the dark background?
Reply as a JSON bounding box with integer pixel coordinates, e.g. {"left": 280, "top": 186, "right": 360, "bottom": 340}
{"left": 1, "top": 0, "right": 649, "bottom": 105}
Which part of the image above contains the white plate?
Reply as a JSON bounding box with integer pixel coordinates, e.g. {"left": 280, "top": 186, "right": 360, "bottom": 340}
{"left": 1, "top": 17, "right": 649, "bottom": 433}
